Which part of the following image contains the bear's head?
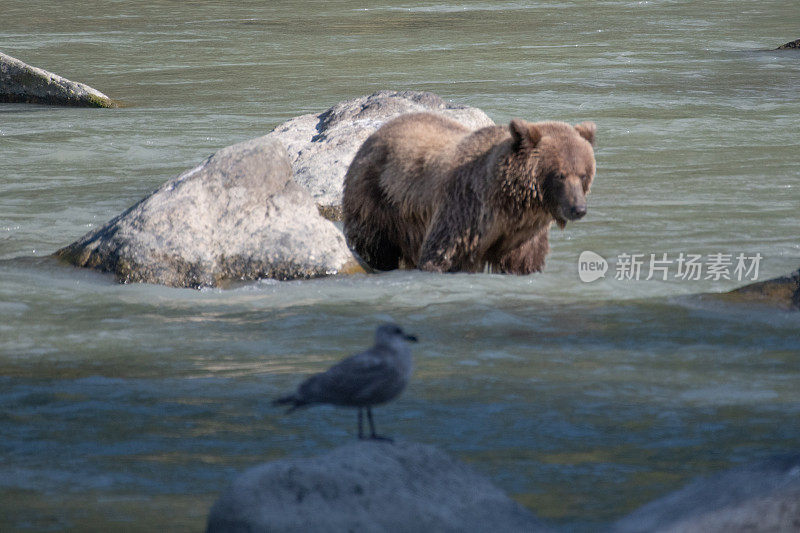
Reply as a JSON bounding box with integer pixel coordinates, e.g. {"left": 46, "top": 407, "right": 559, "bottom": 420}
{"left": 509, "top": 119, "right": 596, "bottom": 228}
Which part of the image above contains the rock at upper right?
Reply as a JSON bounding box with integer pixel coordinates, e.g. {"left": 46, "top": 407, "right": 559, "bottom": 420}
{"left": 776, "top": 39, "right": 800, "bottom": 50}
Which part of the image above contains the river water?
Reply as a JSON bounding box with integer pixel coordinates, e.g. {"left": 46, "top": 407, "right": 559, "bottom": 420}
{"left": 2, "top": 1, "right": 799, "bottom": 531}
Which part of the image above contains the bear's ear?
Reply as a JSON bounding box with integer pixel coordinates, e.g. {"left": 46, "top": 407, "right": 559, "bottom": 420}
{"left": 510, "top": 119, "right": 542, "bottom": 150}
{"left": 574, "top": 122, "right": 596, "bottom": 146}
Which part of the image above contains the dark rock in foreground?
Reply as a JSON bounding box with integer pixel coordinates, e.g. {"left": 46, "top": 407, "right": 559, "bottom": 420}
{"left": 777, "top": 39, "right": 800, "bottom": 50}
{"left": 613, "top": 455, "right": 800, "bottom": 533}
{"left": 265, "top": 90, "right": 494, "bottom": 219}
{"left": 56, "top": 136, "right": 361, "bottom": 288}
{"left": 0, "top": 51, "right": 115, "bottom": 107}
{"left": 723, "top": 268, "right": 800, "bottom": 310}
{"left": 206, "top": 440, "right": 549, "bottom": 533}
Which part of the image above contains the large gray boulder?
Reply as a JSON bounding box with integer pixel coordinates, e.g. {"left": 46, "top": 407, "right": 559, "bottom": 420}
{"left": 265, "top": 90, "right": 495, "bottom": 219}
{"left": 722, "top": 268, "right": 800, "bottom": 310}
{"left": 0, "top": 51, "right": 114, "bottom": 107}
{"left": 206, "top": 440, "right": 549, "bottom": 533}
{"left": 613, "top": 455, "right": 800, "bottom": 533}
{"left": 55, "top": 136, "right": 362, "bottom": 288}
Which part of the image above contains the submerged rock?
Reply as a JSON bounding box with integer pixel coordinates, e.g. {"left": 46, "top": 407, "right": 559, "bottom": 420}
{"left": 723, "top": 268, "right": 800, "bottom": 310}
{"left": 0, "top": 51, "right": 114, "bottom": 107}
{"left": 265, "top": 90, "right": 495, "bottom": 219}
{"left": 613, "top": 455, "right": 800, "bottom": 533}
{"left": 206, "top": 440, "right": 549, "bottom": 533}
{"left": 777, "top": 39, "right": 800, "bottom": 50}
{"left": 55, "top": 136, "right": 362, "bottom": 288}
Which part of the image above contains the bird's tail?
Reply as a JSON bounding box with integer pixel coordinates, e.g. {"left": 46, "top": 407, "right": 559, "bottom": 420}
{"left": 272, "top": 394, "right": 309, "bottom": 414}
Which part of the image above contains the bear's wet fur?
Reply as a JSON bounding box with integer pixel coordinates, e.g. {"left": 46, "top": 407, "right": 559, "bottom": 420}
{"left": 342, "top": 112, "right": 596, "bottom": 274}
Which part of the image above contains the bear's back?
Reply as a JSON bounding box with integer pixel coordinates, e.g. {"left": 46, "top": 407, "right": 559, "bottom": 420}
{"left": 367, "top": 113, "right": 475, "bottom": 207}
{"left": 375, "top": 111, "right": 472, "bottom": 145}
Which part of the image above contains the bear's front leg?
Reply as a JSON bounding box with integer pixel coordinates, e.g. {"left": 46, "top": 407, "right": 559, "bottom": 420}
{"left": 494, "top": 228, "right": 550, "bottom": 274}
{"left": 417, "top": 206, "right": 482, "bottom": 273}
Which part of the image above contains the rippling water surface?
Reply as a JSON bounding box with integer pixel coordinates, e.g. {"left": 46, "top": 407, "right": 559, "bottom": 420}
{"left": 2, "top": 1, "right": 799, "bottom": 531}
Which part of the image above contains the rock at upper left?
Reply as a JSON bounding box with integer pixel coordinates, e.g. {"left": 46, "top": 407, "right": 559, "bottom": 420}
{"left": 55, "top": 136, "right": 362, "bottom": 288}
{"left": 0, "top": 51, "right": 115, "bottom": 107}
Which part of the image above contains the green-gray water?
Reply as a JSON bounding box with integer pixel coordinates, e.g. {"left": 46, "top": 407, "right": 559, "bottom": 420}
{"left": 2, "top": 2, "right": 799, "bottom": 531}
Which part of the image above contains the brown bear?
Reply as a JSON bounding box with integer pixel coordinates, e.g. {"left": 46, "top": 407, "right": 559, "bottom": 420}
{"left": 342, "top": 112, "right": 596, "bottom": 274}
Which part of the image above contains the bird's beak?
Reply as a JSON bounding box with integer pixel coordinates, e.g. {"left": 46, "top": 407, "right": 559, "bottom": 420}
{"left": 406, "top": 334, "right": 418, "bottom": 342}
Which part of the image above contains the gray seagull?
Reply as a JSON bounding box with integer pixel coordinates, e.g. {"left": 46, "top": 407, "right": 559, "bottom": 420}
{"left": 273, "top": 323, "right": 417, "bottom": 441}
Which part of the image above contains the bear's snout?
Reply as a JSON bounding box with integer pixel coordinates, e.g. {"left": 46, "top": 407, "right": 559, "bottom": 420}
{"left": 554, "top": 175, "right": 589, "bottom": 222}
{"left": 568, "top": 203, "right": 587, "bottom": 220}
{"left": 557, "top": 202, "right": 587, "bottom": 222}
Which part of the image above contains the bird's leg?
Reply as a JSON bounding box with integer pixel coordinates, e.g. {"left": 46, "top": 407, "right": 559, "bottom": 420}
{"left": 367, "top": 407, "right": 393, "bottom": 443}
{"left": 358, "top": 407, "right": 364, "bottom": 439}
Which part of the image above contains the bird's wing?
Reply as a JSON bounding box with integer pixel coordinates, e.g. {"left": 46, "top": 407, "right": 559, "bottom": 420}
{"left": 299, "top": 348, "right": 400, "bottom": 406}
